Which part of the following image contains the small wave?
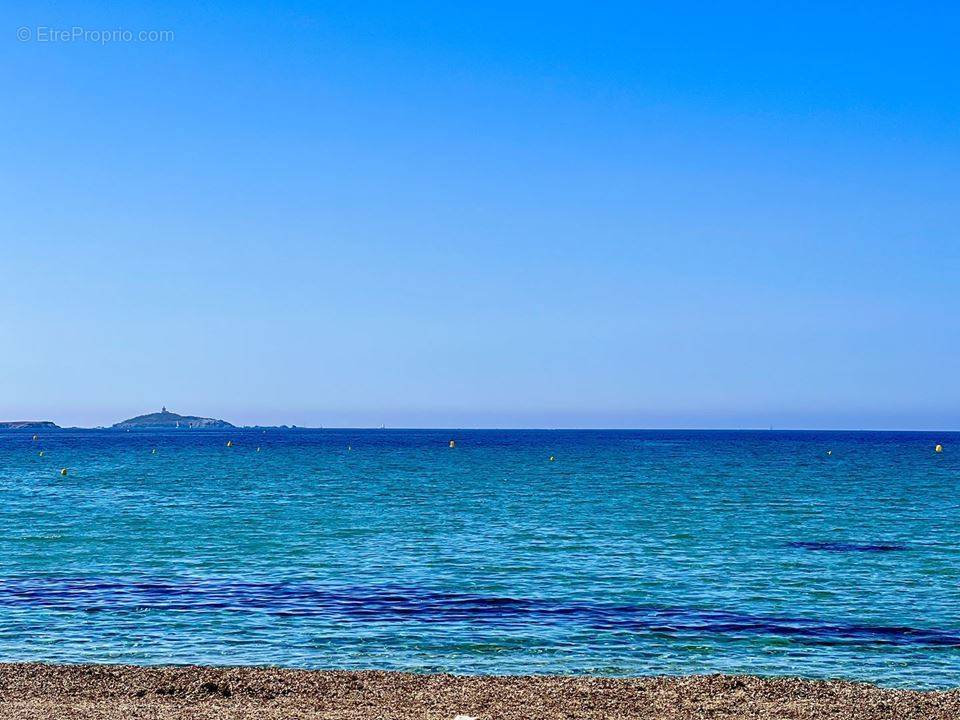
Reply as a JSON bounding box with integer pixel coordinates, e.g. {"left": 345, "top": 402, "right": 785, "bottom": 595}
{"left": 787, "top": 542, "right": 908, "bottom": 553}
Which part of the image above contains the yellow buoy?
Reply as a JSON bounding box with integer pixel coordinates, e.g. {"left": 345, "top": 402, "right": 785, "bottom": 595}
{"left": 60, "top": 468, "right": 68, "bottom": 476}
{"left": 935, "top": 444, "right": 943, "bottom": 453}
{"left": 449, "top": 440, "right": 456, "bottom": 448}
{"left": 226, "top": 440, "right": 233, "bottom": 447}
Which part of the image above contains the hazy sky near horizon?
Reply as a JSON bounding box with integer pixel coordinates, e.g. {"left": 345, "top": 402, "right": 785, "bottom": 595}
{"left": 1, "top": 2, "right": 957, "bottom": 429}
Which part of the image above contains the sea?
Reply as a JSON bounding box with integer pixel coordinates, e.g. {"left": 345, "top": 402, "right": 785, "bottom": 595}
{"left": 0, "top": 428, "right": 957, "bottom": 689}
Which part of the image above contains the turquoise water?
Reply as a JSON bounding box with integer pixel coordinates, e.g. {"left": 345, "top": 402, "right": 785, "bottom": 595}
{"left": 0, "top": 429, "right": 957, "bottom": 688}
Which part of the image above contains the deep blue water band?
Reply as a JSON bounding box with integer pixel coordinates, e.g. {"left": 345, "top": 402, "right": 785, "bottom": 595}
{"left": 2, "top": 578, "right": 958, "bottom": 647}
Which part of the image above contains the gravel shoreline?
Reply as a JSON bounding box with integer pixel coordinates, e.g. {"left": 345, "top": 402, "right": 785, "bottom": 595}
{"left": 0, "top": 664, "right": 957, "bottom": 719}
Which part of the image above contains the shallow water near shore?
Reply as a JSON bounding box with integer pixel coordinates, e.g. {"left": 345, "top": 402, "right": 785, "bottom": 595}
{"left": 0, "top": 429, "right": 957, "bottom": 688}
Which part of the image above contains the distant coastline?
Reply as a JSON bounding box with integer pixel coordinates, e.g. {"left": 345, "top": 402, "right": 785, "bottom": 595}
{"left": 0, "top": 420, "right": 59, "bottom": 430}
{"left": 0, "top": 406, "right": 333, "bottom": 431}
{"left": 0, "top": 408, "right": 236, "bottom": 431}
{"left": 112, "top": 407, "right": 234, "bottom": 430}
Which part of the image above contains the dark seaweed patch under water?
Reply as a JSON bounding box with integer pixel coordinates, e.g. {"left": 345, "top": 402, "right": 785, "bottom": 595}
{"left": 1, "top": 578, "right": 958, "bottom": 648}
{"left": 787, "top": 542, "right": 909, "bottom": 553}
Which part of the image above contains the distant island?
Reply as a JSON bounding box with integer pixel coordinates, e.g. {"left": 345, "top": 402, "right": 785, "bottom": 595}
{"left": 112, "top": 407, "right": 235, "bottom": 430}
{"left": 0, "top": 421, "right": 60, "bottom": 430}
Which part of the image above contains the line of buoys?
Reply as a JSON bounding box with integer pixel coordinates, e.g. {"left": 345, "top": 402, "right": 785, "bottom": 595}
{"left": 60, "top": 468, "right": 68, "bottom": 476}
{"left": 935, "top": 444, "right": 943, "bottom": 453}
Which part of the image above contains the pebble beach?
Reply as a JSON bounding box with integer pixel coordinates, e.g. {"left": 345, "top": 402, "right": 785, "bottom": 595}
{"left": 1, "top": 664, "right": 958, "bottom": 719}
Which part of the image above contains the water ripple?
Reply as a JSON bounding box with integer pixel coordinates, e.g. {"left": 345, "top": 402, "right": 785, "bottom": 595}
{"left": 787, "top": 542, "right": 909, "bottom": 553}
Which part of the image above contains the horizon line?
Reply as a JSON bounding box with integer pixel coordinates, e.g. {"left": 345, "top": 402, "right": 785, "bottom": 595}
{"left": 5, "top": 424, "right": 958, "bottom": 434}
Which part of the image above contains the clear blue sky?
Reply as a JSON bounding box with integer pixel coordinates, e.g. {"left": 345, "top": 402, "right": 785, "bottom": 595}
{"left": 1, "top": 1, "right": 957, "bottom": 429}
